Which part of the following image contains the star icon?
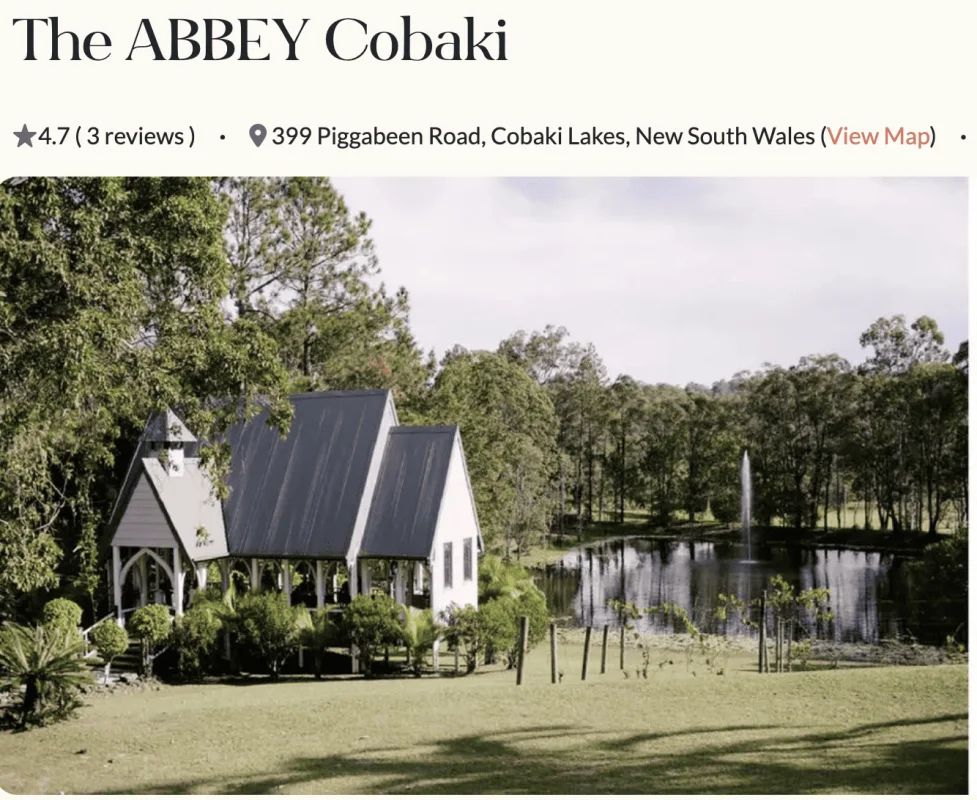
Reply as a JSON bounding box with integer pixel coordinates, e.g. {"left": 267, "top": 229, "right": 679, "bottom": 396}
{"left": 14, "top": 124, "right": 36, "bottom": 148}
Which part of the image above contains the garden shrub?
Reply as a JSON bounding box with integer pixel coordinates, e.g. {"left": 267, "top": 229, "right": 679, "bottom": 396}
{"left": 172, "top": 601, "right": 225, "bottom": 680}
{"left": 90, "top": 620, "right": 129, "bottom": 684}
{"left": 41, "top": 599, "right": 84, "bottom": 652}
{"left": 478, "top": 598, "right": 519, "bottom": 667}
{"left": 41, "top": 598, "right": 83, "bottom": 632}
{"left": 513, "top": 585, "right": 549, "bottom": 646}
{"left": 341, "top": 593, "right": 403, "bottom": 676}
{"left": 128, "top": 604, "right": 173, "bottom": 676}
{"left": 234, "top": 591, "right": 298, "bottom": 679}
{"left": 440, "top": 604, "right": 481, "bottom": 673}
{"left": 441, "top": 601, "right": 520, "bottom": 673}
{"left": 0, "top": 623, "right": 92, "bottom": 728}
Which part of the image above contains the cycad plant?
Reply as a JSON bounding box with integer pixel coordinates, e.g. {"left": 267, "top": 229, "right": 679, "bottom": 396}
{"left": 0, "top": 623, "right": 92, "bottom": 728}
{"left": 400, "top": 606, "right": 441, "bottom": 676}
{"left": 479, "top": 554, "right": 538, "bottom": 602}
{"left": 299, "top": 606, "right": 342, "bottom": 679}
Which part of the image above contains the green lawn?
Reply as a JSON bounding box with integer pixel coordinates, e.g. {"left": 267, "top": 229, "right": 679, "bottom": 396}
{"left": 0, "top": 642, "right": 967, "bottom": 794}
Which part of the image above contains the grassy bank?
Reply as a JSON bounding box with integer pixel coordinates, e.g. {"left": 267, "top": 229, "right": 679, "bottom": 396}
{"left": 0, "top": 641, "right": 966, "bottom": 794}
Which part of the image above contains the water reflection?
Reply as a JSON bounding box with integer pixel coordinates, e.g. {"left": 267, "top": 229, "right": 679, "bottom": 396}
{"left": 537, "top": 539, "right": 921, "bottom": 643}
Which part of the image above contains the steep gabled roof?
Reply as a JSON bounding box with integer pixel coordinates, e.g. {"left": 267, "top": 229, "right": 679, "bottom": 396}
{"left": 359, "top": 426, "right": 457, "bottom": 559}
{"left": 142, "top": 458, "right": 229, "bottom": 560}
{"left": 222, "top": 390, "right": 391, "bottom": 558}
{"left": 144, "top": 409, "right": 197, "bottom": 443}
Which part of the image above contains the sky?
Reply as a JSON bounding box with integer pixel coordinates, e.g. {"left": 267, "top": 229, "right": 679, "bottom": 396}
{"left": 333, "top": 177, "right": 968, "bottom": 386}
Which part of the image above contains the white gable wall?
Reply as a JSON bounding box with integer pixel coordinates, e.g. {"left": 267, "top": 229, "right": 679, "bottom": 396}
{"left": 112, "top": 473, "right": 179, "bottom": 549}
{"left": 429, "top": 434, "right": 480, "bottom": 617}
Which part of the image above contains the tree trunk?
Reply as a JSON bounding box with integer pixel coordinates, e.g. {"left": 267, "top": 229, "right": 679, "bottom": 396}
{"left": 619, "top": 428, "right": 626, "bottom": 523}
{"left": 823, "top": 457, "right": 831, "bottom": 533}
{"left": 21, "top": 677, "right": 39, "bottom": 728}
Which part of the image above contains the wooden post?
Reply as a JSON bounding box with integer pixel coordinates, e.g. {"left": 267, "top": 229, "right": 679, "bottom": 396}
{"left": 220, "top": 560, "right": 231, "bottom": 661}
{"left": 172, "top": 547, "right": 184, "bottom": 617}
{"left": 600, "top": 624, "right": 609, "bottom": 674}
{"left": 549, "top": 622, "right": 558, "bottom": 684}
{"left": 619, "top": 624, "right": 625, "bottom": 671}
{"left": 112, "top": 546, "right": 123, "bottom": 626}
{"left": 282, "top": 559, "right": 292, "bottom": 602}
{"left": 581, "top": 626, "right": 592, "bottom": 681}
{"left": 137, "top": 555, "right": 149, "bottom": 607}
{"left": 315, "top": 561, "right": 325, "bottom": 609}
{"left": 516, "top": 615, "right": 529, "bottom": 686}
{"left": 758, "top": 591, "right": 766, "bottom": 674}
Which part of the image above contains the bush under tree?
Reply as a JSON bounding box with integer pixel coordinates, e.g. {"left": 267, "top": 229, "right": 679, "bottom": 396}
{"left": 341, "top": 594, "right": 403, "bottom": 676}
{"left": 172, "top": 600, "right": 226, "bottom": 680}
{"left": 234, "top": 591, "right": 299, "bottom": 679}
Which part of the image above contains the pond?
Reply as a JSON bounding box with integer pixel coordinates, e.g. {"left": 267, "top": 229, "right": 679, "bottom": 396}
{"left": 536, "top": 538, "right": 929, "bottom": 644}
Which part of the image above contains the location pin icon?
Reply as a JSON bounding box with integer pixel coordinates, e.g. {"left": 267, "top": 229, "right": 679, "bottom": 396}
{"left": 249, "top": 123, "right": 267, "bottom": 147}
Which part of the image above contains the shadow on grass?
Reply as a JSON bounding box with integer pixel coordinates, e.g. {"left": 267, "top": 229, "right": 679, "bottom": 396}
{"left": 125, "top": 714, "right": 967, "bottom": 795}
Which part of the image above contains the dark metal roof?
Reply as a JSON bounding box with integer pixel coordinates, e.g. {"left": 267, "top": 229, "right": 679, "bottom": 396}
{"left": 222, "top": 390, "right": 390, "bottom": 558}
{"left": 360, "top": 426, "right": 457, "bottom": 559}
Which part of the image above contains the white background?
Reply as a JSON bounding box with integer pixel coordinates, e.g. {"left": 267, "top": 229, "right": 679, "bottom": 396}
{"left": 0, "top": 0, "right": 974, "bottom": 176}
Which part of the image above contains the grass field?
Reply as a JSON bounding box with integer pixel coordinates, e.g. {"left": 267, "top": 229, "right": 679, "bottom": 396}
{"left": 0, "top": 641, "right": 967, "bottom": 794}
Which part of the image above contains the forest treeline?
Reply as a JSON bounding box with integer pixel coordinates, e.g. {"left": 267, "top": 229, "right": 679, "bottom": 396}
{"left": 0, "top": 177, "right": 967, "bottom": 618}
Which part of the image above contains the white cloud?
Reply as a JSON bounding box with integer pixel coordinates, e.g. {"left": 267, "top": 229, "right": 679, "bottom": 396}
{"left": 333, "top": 177, "right": 967, "bottom": 385}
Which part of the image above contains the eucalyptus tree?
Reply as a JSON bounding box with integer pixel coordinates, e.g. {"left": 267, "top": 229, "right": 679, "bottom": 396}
{"left": 606, "top": 376, "right": 645, "bottom": 523}
{"left": 425, "top": 350, "right": 559, "bottom": 556}
{"left": 851, "top": 315, "right": 962, "bottom": 532}
{"left": 639, "top": 385, "right": 688, "bottom": 525}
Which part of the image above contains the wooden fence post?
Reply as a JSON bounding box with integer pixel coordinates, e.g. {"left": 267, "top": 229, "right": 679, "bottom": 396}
{"left": 600, "top": 624, "right": 609, "bottom": 674}
{"left": 581, "top": 626, "right": 592, "bottom": 681}
{"left": 516, "top": 615, "right": 529, "bottom": 686}
{"left": 550, "top": 622, "right": 558, "bottom": 684}
{"left": 758, "top": 591, "right": 766, "bottom": 674}
{"left": 620, "top": 624, "right": 625, "bottom": 671}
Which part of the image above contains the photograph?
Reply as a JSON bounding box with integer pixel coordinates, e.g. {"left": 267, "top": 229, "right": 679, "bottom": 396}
{"left": 0, "top": 176, "right": 968, "bottom": 794}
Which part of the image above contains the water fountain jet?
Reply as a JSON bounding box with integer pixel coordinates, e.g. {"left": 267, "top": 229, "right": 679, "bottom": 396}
{"left": 741, "top": 450, "right": 753, "bottom": 561}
